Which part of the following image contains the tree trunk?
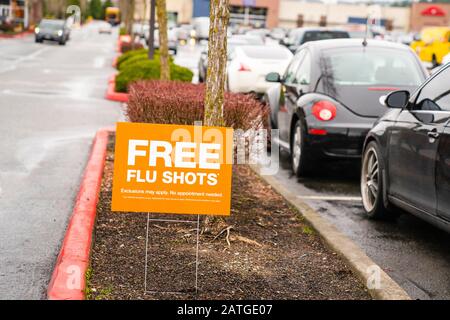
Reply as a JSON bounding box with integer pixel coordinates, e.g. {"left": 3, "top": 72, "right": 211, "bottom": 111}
{"left": 156, "top": 0, "right": 170, "bottom": 80}
{"left": 119, "top": 0, "right": 127, "bottom": 26}
{"left": 125, "top": 0, "right": 135, "bottom": 36}
{"left": 204, "top": 0, "right": 229, "bottom": 127}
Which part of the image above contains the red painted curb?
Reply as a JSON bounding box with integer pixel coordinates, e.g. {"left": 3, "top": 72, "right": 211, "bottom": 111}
{"left": 117, "top": 35, "right": 131, "bottom": 53}
{"left": 105, "top": 74, "right": 129, "bottom": 103}
{"left": 0, "top": 30, "right": 33, "bottom": 39}
{"left": 112, "top": 55, "right": 119, "bottom": 68}
{"left": 116, "top": 39, "right": 121, "bottom": 53}
{"left": 47, "top": 128, "right": 112, "bottom": 300}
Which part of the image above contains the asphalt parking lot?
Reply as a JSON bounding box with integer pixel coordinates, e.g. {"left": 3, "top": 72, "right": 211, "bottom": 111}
{"left": 1, "top": 25, "right": 449, "bottom": 300}
{"left": 0, "top": 22, "right": 123, "bottom": 299}
{"left": 175, "top": 42, "right": 450, "bottom": 299}
{"left": 269, "top": 149, "right": 450, "bottom": 300}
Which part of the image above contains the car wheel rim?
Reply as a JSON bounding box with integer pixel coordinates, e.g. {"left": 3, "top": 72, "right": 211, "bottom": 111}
{"left": 361, "top": 147, "right": 379, "bottom": 212}
{"left": 292, "top": 125, "right": 302, "bottom": 171}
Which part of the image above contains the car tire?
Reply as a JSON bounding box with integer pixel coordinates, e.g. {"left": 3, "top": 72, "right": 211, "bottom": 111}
{"left": 198, "top": 67, "right": 204, "bottom": 83}
{"left": 291, "top": 119, "right": 313, "bottom": 177}
{"left": 361, "top": 141, "right": 396, "bottom": 219}
{"left": 59, "top": 40, "right": 66, "bottom": 45}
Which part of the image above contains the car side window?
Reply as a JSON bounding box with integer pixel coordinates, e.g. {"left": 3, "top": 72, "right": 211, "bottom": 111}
{"left": 295, "top": 33, "right": 304, "bottom": 45}
{"left": 294, "top": 51, "right": 311, "bottom": 85}
{"left": 414, "top": 69, "right": 450, "bottom": 111}
{"left": 284, "top": 50, "right": 305, "bottom": 84}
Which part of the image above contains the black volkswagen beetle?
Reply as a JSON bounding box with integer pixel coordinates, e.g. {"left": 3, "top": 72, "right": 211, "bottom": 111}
{"left": 264, "top": 39, "right": 428, "bottom": 177}
{"left": 361, "top": 63, "right": 450, "bottom": 232}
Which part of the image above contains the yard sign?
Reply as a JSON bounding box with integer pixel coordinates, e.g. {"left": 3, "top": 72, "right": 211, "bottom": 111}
{"left": 111, "top": 122, "right": 233, "bottom": 216}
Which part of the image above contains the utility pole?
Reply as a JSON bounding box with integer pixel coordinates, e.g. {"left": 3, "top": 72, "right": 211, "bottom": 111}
{"left": 24, "top": 0, "right": 29, "bottom": 29}
{"left": 148, "top": 0, "right": 156, "bottom": 59}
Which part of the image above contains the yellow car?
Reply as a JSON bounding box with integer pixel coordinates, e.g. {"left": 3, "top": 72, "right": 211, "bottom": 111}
{"left": 411, "top": 27, "right": 450, "bottom": 66}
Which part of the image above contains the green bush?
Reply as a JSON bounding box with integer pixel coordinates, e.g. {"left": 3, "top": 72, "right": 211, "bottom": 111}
{"left": 118, "top": 52, "right": 174, "bottom": 71}
{"left": 116, "top": 48, "right": 149, "bottom": 69}
{"left": 171, "top": 64, "right": 195, "bottom": 82}
{"left": 115, "top": 60, "right": 194, "bottom": 93}
{"left": 119, "top": 27, "right": 127, "bottom": 36}
{"left": 119, "top": 53, "right": 149, "bottom": 71}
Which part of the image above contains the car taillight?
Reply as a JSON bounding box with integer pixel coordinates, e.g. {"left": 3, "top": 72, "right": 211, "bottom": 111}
{"left": 312, "top": 101, "right": 336, "bottom": 121}
{"left": 238, "top": 63, "right": 251, "bottom": 72}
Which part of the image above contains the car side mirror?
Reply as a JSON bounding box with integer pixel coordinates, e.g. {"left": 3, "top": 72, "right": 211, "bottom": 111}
{"left": 265, "top": 72, "right": 281, "bottom": 83}
{"left": 385, "top": 90, "right": 410, "bottom": 109}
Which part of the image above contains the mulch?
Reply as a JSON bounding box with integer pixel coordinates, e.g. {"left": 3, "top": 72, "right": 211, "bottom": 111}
{"left": 87, "top": 134, "right": 371, "bottom": 300}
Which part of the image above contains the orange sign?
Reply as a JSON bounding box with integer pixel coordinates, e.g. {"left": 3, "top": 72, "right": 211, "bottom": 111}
{"left": 111, "top": 122, "right": 233, "bottom": 216}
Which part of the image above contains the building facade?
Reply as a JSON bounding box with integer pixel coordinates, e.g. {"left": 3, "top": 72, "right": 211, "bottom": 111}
{"left": 132, "top": 0, "right": 448, "bottom": 32}
{"left": 0, "top": 0, "right": 43, "bottom": 28}
{"left": 409, "top": 2, "right": 450, "bottom": 32}
{"left": 279, "top": 1, "right": 410, "bottom": 31}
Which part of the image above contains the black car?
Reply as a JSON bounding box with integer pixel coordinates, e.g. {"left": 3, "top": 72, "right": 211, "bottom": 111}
{"left": 264, "top": 39, "right": 428, "bottom": 177}
{"left": 35, "top": 19, "right": 70, "bottom": 45}
{"left": 361, "top": 64, "right": 450, "bottom": 232}
{"left": 281, "top": 28, "right": 350, "bottom": 53}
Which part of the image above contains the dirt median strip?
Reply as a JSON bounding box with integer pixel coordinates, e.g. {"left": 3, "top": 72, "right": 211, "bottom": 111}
{"left": 250, "top": 164, "right": 411, "bottom": 300}
{"left": 86, "top": 134, "right": 372, "bottom": 300}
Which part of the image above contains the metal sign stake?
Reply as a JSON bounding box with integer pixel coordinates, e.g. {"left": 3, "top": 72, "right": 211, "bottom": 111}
{"left": 143, "top": 213, "right": 201, "bottom": 295}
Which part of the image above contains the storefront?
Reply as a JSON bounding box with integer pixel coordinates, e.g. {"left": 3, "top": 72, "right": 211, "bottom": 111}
{"left": 0, "top": 0, "right": 26, "bottom": 27}
{"left": 229, "top": 0, "right": 279, "bottom": 28}
{"left": 410, "top": 3, "right": 450, "bottom": 32}
{"left": 0, "top": 0, "right": 12, "bottom": 23}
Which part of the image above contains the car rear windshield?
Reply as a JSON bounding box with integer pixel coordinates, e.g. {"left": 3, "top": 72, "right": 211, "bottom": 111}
{"left": 320, "top": 48, "right": 423, "bottom": 86}
{"left": 241, "top": 46, "right": 290, "bottom": 60}
{"left": 302, "top": 31, "right": 349, "bottom": 44}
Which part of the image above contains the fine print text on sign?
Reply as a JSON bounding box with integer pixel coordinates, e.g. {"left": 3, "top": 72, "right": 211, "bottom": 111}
{"left": 111, "top": 122, "right": 233, "bottom": 216}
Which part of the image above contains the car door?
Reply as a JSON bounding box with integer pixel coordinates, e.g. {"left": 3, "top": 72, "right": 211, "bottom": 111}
{"left": 388, "top": 68, "right": 450, "bottom": 215}
{"left": 287, "top": 50, "right": 312, "bottom": 144}
{"left": 437, "top": 125, "right": 450, "bottom": 221}
{"left": 277, "top": 50, "right": 305, "bottom": 142}
{"left": 434, "top": 69, "right": 450, "bottom": 221}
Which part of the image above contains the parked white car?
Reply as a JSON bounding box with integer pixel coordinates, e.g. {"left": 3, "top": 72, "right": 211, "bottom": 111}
{"left": 443, "top": 53, "right": 450, "bottom": 65}
{"left": 227, "top": 45, "right": 293, "bottom": 95}
{"left": 193, "top": 17, "right": 210, "bottom": 40}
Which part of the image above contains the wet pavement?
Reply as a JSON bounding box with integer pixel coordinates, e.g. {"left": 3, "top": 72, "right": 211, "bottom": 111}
{"left": 1, "top": 28, "right": 449, "bottom": 300}
{"left": 0, "top": 22, "right": 123, "bottom": 299}
{"left": 176, "top": 39, "right": 450, "bottom": 299}
{"left": 271, "top": 150, "right": 450, "bottom": 300}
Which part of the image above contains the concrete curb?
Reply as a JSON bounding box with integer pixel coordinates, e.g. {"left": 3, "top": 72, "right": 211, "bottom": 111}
{"left": 47, "top": 128, "right": 113, "bottom": 300}
{"left": 105, "top": 74, "right": 129, "bottom": 103}
{"left": 250, "top": 164, "right": 411, "bottom": 300}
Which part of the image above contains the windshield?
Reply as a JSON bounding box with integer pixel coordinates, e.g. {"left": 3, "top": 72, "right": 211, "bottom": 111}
{"left": 301, "top": 31, "right": 349, "bottom": 44}
{"left": 320, "top": 48, "right": 423, "bottom": 87}
{"left": 40, "top": 20, "right": 64, "bottom": 29}
{"left": 241, "top": 46, "right": 291, "bottom": 60}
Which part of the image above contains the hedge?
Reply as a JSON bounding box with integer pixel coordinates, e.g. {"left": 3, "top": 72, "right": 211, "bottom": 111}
{"left": 116, "top": 48, "right": 148, "bottom": 69}
{"left": 127, "top": 81, "right": 269, "bottom": 131}
{"left": 115, "top": 59, "right": 194, "bottom": 93}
